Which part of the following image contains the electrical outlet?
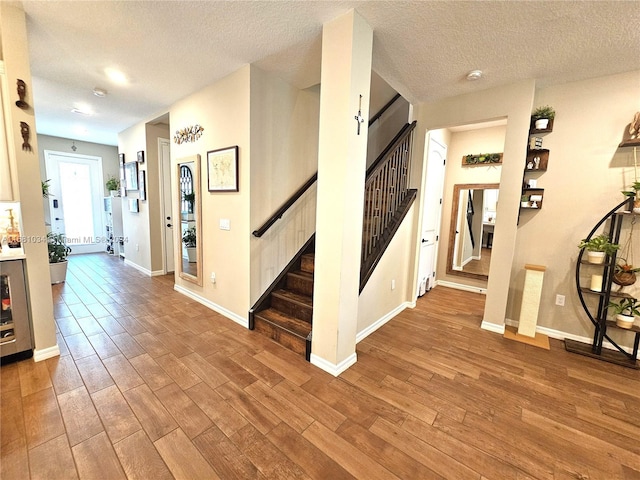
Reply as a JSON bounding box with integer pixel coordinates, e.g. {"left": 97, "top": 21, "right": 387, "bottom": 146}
{"left": 391, "top": 279, "right": 396, "bottom": 290}
{"left": 135, "top": 244, "right": 139, "bottom": 252}
{"left": 210, "top": 272, "right": 216, "bottom": 284}
{"left": 555, "top": 294, "right": 565, "bottom": 306}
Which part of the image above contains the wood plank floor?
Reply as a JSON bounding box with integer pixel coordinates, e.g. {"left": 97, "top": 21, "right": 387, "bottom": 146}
{"left": 2, "top": 253, "right": 640, "bottom": 479}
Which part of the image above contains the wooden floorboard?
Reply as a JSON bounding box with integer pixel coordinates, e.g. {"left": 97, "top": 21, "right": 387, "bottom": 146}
{"left": 2, "top": 253, "right": 640, "bottom": 479}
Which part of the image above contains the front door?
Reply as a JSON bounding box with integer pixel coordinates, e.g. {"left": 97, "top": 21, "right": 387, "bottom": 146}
{"left": 159, "top": 139, "right": 175, "bottom": 273}
{"left": 44, "top": 151, "right": 105, "bottom": 254}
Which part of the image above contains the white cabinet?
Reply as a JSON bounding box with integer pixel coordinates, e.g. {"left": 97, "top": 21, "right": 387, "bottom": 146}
{"left": 104, "top": 196, "right": 124, "bottom": 257}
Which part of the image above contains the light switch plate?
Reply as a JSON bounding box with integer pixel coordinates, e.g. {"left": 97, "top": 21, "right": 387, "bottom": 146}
{"left": 219, "top": 218, "right": 230, "bottom": 231}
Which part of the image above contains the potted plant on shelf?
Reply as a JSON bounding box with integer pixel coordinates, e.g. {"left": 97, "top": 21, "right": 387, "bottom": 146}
{"left": 182, "top": 226, "right": 197, "bottom": 263}
{"left": 106, "top": 175, "right": 120, "bottom": 197}
{"left": 612, "top": 258, "right": 640, "bottom": 287}
{"left": 48, "top": 232, "right": 71, "bottom": 284}
{"left": 622, "top": 181, "right": 640, "bottom": 213}
{"left": 532, "top": 105, "right": 555, "bottom": 130}
{"left": 578, "top": 234, "right": 620, "bottom": 264}
{"left": 183, "top": 192, "right": 195, "bottom": 220}
{"left": 608, "top": 297, "right": 640, "bottom": 329}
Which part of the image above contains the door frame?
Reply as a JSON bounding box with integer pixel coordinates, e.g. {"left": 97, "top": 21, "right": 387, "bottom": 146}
{"left": 157, "top": 137, "right": 174, "bottom": 274}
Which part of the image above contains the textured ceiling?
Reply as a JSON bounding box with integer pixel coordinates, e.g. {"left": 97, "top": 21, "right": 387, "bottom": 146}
{"left": 19, "top": 1, "right": 640, "bottom": 146}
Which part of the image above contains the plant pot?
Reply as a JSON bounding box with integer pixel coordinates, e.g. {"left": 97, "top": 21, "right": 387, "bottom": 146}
{"left": 586, "top": 251, "right": 606, "bottom": 264}
{"left": 110, "top": 190, "right": 120, "bottom": 197}
{"left": 613, "top": 271, "right": 636, "bottom": 287}
{"left": 50, "top": 261, "right": 68, "bottom": 284}
{"left": 535, "top": 118, "right": 550, "bottom": 130}
{"left": 186, "top": 247, "right": 197, "bottom": 263}
{"left": 633, "top": 199, "right": 640, "bottom": 214}
{"left": 615, "top": 314, "right": 635, "bottom": 329}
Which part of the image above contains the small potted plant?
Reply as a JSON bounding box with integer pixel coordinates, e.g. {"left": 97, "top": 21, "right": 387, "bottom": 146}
{"left": 48, "top": 232, "right": 72, "bottom": 284}
{"left": 608, "top": 297, "right": 640, "bottom": 328}
{"left": 613, "top": 258, "right": 640, "bottom": 287}
{"left": 106, "top": 175, "right": 120, "bottom": 197}
{"left": 532, "top": 105, "right": 555, "bottom": 130}
{"left": 183, "top": 192, "right": 195, "bottom": 220}
{"left": 622, "top": 181, "right": 640, "bottom": 213}
{"left": 41, "top": 179, "right": 52, "bottom": 198}
{"left": 182, "top": 226, "right": 197, "bottom": 263}
{"left": 578, "top": 234, "right": 620, "bottom": 264}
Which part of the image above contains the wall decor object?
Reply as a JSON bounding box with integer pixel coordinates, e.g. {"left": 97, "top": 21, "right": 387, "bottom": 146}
{"left": 119, "top": 153, "right": 125, "bottom": 164}
{"left": 119, "top": 162, "right": 126, "bottom": 196}
{"left": 462, "top": 152, "right": 503, "bottom": 166}
{"left": 139, "top": 170, "right": 146, "bottom": 201}
{"left": 173, "top": 124, "right": 204, "bottom": 144}
{"left": 124, "top": 162, "right": 139, "bottom": 191}
{"left": 137, "top": 150, "right": 145, "bottom": 163}
{"left": 15, "top": 79, "right": 29, "bottom": 109}
{"left": 19, "top": 122, "right": 31, "bottom": 151}
{"left": 207, "top": 146, "right": 239, "bottom": 192}
{"left": 129, "top": 198, "right": 139, "bottom": 213}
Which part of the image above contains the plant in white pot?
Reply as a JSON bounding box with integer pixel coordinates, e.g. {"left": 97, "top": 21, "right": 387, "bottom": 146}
{"left": 48, "top": 232, "right": 71, "bottom": 284}
{"left": 106, "top": 175, "right": 120, "bottom": 197}
{"left": 532, "top": 105, "right": 555, "bottom": 130}
{"left": 608, "top": 297, "right": 640, "bottom": 329}
{"left": 622, "top": 181, "right": 640, "bottom": 213}
{"left": 182, "top": 226, "right": 197, "bottom": 263}
{"left": 578, "top": 234, "right": 619, "bottom": 264}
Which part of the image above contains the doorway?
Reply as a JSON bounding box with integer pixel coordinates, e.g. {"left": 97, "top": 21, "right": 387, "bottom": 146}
{"left": 44, "top": 150, "right": 105, "bottom": 254}
{"left": 158, "top": 138, "right": 174, "bottom": 274}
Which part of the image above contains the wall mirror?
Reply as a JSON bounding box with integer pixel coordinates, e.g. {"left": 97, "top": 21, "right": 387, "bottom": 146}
{"left": 177, "top": 154, "right": 202, "bottom": 286}
{"left": 447, "top": 183, "right": 499, "bottom": 280}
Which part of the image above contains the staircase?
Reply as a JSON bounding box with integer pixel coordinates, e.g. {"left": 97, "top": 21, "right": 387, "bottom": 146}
{"left": 249, "top": 244, "right": 315, "bottom": 360}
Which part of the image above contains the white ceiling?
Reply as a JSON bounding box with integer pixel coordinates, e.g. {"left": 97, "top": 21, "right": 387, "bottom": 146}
{"left": 19, "top": 1, "right": 640, "bottom": 146}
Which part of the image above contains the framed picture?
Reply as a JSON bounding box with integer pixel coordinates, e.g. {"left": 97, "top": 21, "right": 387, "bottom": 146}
{"left": 119, "top": 163, "right": 126, "bottom": 196}
{"left": 125, "top": 162, "right": 139, "bottom": 190}
{"left": 139, "top": 170, "right": 146, "bottom": 201}
{"left": 207, "top": 146, "right": 239, "bottom": 192}
{"left": 137, "top": 150, "right": 145, "bottom": 163}
{"left": 129, "top": 198, "right": 139, "bottom": 213}
{"left": 119, "top": 153, "right": 125, "bottom": 164}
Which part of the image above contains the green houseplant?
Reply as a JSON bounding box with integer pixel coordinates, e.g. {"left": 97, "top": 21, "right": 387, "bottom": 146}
{"left": 608, "top": 297, "right": 640, "bottom": 328}
{"left": 183, "top": 192, "right": 195, "bottom": 213}
{"left": 182, "top": 226, "right": 197, "bottom": 263}
{"left": 578, "top": 234, "right": 619, "bottom": 264}
{"left": 41, "top": 179, "right": 52, "bottom": 198}
{"left": 48, "top": 232, "right": 72, "bottom": 284}
{"left": 532, "top": 105, "right": 555, "bottom": 130}
{"left": 106, "top": 175, "right": 120, "bottom": 196}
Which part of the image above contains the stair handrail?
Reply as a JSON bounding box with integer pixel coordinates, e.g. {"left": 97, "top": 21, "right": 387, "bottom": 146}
{"left": 252, "top": 173, "right": 318, "bottom": 237}
{"left": 368, "top": 93, "right": 401, "bottom": 127}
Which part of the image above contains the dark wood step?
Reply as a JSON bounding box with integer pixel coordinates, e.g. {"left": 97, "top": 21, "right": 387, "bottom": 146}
{"left": 301, "top": 253, "right": 315, "bottom": 274}
{"left": 271, "top": 289, "right": 312, "bottom": 323}
{"left": 253, "top": 308, "right": 311, "bottom": 358}
{"left": 286, "top": 270, "right": 314, "bottom": 297}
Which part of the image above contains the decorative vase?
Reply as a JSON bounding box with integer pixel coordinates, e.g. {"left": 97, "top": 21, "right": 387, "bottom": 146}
{"left": 49, "top": 261, "right": 68, "bottom": 284}
{"left": 590, "top": 274, "right": 603, "bottom": 292}
{"left": 186, "top": 247, "right": 197, "bottom": 263}
{"left": 535, "top": 118, "right": 550, "bottom": 129}
{"left": 586, "top": 251, "right": 606, "bottom": 264}
{"left": 615, "top": 314, "right": 634, "bottom": 329}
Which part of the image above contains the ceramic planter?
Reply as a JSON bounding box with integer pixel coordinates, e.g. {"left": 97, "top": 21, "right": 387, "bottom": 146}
{"left": 49, "top": 261, "right": 68, "bottom": 284}
{"left": 586, "top": 251, "right": 606, "bottom": 264}
{"left": 186, "top": 247, "right": 197, "bottom": 263}
{"left": 615, "top": 313, "right": 635, "bottom": 329}
{"left": 535, "top": 118, "right": 550, "bottom": 129}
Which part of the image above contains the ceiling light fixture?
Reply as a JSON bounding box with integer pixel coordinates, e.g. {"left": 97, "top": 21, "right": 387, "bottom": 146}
{"left": 71, "top": 107, "right": 91, "bottom": 116}
{"left": 93, "top": 87, "right": 107, "bottom": 97}
{"left": 105, "top": 68, "right": 128, "bottom": 85}
{"left": 466, "top": 69, "right": 483, "bottom": 81}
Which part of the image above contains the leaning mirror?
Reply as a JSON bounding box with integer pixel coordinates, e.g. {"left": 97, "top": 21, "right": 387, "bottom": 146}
{"left": 447, "top": 183, "right": 499, "bottom": 280}
{"left": 177, "top": 154, "right": 202, "bottom": 286}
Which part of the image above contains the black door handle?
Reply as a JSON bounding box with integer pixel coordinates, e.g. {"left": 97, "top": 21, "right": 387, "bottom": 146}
{"left": 421, "top": 239, "right": 427, "bottom": 243}
{"left": 166, "top": 216, "right": 171, "bottom": 220}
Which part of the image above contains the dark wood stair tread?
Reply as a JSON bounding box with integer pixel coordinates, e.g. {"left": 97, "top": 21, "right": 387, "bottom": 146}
{"left": 254, "top": 308, "right": 311, "bottom": 338}
{"left": 272, "top": 289, "right": 313, "bottom": 308}
{"left": 288, "top": 270, "right": 313, "bottom": 281}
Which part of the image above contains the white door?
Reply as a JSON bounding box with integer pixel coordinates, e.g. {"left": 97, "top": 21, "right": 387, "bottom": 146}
{"left": 417, "top": 134, "right": 447, "bottom": 296}
{"left": 44, "top": 151, "right": 104, "bottom": 254}
{"left": 159, "top": 138, "right": 174, "bottom": 273}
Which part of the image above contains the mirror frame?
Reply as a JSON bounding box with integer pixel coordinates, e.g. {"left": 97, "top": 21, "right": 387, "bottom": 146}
{"left": 446, "top": 183, "right": 499, "bottom": 280}
{"left": 177, "top": 154, "right": 203, "bottom": 286}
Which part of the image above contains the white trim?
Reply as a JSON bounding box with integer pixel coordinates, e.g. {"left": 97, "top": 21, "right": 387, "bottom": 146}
{"left": 356, "top": 301, "right": 414, "bottom": 343}
{"left": 437, "top": 280, "right": 486, "bottom": 295}
{"left": 150, "top": 270, "right": 165, "bottom": 277}
{"left": 504, "top": 318, "right": 634, "bottom": 355}
{"left": 124, "top": 258, "right": 153, "bottom": 276}
{"left": 33, "top": 344, "right": 60, "bottom": 362}
{"left": 173, "top": 284, "right": 247, "bottom": 327}
{"left": 310, "top": 352, "right": 357, "bottom": 377}
{"left": 481, "top": 321, "right": 505, "bottom": 334}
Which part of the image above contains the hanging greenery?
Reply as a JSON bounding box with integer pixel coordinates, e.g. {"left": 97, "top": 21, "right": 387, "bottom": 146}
{"left": 462, "top": 152, "right": 503, "bottom": 166}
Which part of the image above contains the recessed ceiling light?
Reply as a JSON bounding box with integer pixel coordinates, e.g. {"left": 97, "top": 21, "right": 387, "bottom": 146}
{"left": 466, "top": 70, "right": 483, "bottom": 81}
{"left": 93, "top": 87, "right": 107, "bottom": 97}
{"left": 105, "top": 68, "right": 128, "bottom": 85}
{"left": 71, "top": 107, "right": 92, "bottom": 116}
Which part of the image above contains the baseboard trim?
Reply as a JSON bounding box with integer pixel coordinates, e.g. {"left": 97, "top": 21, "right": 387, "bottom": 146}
{"left": 504, "top": 317, "right": 634, "bottom": 355}
{"left": 310, "top": 352, "right": 357, "bottom": 377}
{"left": 124, "top": 259, "right": 152, "bottom": 276}
{"left": 173, "top": 284, "right": 247, "bottom": 328}
{"left": 356, "top": 301, "right": 414, "bottom": 343}
{"left": 150, "top": 269, "right": 165, "bottom": 277}
{"left": 481, "top": 321, "right": 505, "bottom": 334}
{"left": 437, "top": 280, "right": 486, "bottom": 295}
{"left": 33, "top": 344, "right": 60, "bottom": 362}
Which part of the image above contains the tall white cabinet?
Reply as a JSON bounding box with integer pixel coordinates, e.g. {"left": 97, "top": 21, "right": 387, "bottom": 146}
{"left": 104, "top": 196, "right": 124, "bottom": 257}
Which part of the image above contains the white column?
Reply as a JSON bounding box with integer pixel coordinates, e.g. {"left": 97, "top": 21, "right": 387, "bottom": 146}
{"left": 311, "top": 10, "right": 373, "bottom": 375}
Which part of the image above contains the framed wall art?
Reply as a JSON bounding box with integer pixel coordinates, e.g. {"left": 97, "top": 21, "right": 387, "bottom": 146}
{"left": 137, "top": 150, "right": 145, "bottom": 163}
{"left": 129, "top": 198, "right": 139, "bottom": 213}
{"left": 139, "top": 170, "right": 146, "bottom": 201}
{"left": 207, "top": 146, "right": 239, "bottom": 192}
{"left": 125, "top": 162, "right": 139, "bottom": 191}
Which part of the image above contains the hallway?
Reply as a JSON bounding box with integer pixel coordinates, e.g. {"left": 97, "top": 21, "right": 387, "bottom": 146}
{"left": 1, "top": 253, "right": 639, "bottom": 479}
